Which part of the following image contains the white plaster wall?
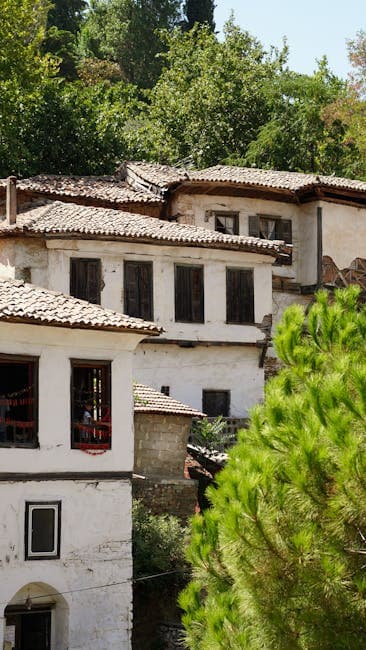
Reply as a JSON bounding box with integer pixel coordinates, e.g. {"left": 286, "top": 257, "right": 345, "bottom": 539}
{"left": 45, "top": 240, "right": 273, "bottom": 342}
{"left": 320, "top": 201, "right": 366, "bottom": 269}
{"left": 0, "top": 321, "right": 142, "bottom": 474}
{"left": 170, "top": 193, "right": 303, "bottom": 280}
{"left": 134, "top": 344, "right": 263, "bottom": 417}
{"left": 0, "top": 479, "right": 132, "bottom": 650}
{"left": 272, "top": 291, "right": 313, "bottom": 330}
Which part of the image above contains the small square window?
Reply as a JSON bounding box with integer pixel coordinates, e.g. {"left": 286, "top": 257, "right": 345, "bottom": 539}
{"left": 71, "top": 360, "right": 111, "bottom": 450}
{"left": 214, "top": 212, "right": 239, "bottom": 235}
{"left": 25, "top": 502, "right": 61, "bottom": 560}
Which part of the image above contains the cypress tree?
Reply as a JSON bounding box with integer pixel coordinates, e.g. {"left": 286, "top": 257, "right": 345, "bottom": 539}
{"left": 180, "top": 287, "right": 366, "bottom": 649}
{"left": 183, "top": 0, "right": 215, "bottom": 31}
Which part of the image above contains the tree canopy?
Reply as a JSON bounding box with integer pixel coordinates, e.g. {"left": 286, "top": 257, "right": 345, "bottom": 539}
{"left": 182, "top": 0, "right": 215, "bottom": 31}
{"left": 180, "top": 286, "right": 366, "bottom": 649}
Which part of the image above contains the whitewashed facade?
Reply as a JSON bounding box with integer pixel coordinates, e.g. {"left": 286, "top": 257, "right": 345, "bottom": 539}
{"left": 0, "top": 202, "right": 284, "bottom": 418}
{"left": 0, "top": 283, "right": 160, "bottom": 650}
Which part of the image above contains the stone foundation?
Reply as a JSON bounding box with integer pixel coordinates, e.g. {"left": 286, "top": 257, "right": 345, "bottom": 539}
{"left": 132, "top": 476, "right": 198, "bottom": 522}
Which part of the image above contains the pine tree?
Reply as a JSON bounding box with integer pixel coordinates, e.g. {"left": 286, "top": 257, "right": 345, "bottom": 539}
{"left": 180, "top": 287, "right": 366, "bottom": 649}
{"left": 183, "top": 0, "right": 215, "bottom": 31}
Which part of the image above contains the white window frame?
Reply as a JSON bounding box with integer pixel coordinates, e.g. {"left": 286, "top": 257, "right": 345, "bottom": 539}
{"left": 25, "top": 502, "right": 61, "bottom": 560}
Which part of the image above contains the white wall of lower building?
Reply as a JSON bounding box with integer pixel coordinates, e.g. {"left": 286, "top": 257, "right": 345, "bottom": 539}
{"left": 0, "top": 321, "right": 141, "bottom": 474}
{"left": 134, "top": 343, "right": 263, "bottom": 417}
{"left": 0, "top": 479, "right": 132, "bottom": 650}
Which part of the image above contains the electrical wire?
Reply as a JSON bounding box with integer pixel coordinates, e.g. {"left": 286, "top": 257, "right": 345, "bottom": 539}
{"left": 0, "top": 569, "right": 187, "bottom": 608}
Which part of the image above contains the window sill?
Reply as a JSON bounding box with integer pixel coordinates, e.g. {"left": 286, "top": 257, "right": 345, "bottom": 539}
{"left": 0, "top": 441, "right": 39, "bottom": 449}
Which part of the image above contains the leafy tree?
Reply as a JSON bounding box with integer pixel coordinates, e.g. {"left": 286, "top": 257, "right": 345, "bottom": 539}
{"left": 130, "top": 21, "right": 287, "bottom": 166}
{"left": 0, "top": 0, "right": 56, "bottom": 175}
{"left": 47, "top": 0, "right": 87, "bottom": 33}
{"left": 245, "top": 60, "right": 351, "bottom": 175}
{"left": 79, "top": 0, "right": 182, "bottom": 88}
{"left": 133, "top": 499, "right": 188, "bottom": 580}
{"left": 180, "top": 286, "right": 366, "bottom": 649}
{"left": 182, "top": 0, "right": 215, "bottom": 31}
{"left": 322, "top": 31, "right": 366, "bottom": 179}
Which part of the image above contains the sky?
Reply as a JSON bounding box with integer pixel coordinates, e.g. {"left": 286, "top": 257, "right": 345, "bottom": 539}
{"left": 214, "top": 0, "right": 364, "bottom": 79}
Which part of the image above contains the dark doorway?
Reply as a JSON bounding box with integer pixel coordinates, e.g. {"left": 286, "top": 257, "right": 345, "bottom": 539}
{"left": 5, "top": 609, "right": 51, "bottom": 650}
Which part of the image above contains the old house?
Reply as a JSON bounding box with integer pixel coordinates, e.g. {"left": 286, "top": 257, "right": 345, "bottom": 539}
{"left": 120, "top": 162, "right": 366, "bottom": 320}
{"left": 0, "top": 278, "right": 161, "bottom": 650}
{"left": 0, "top": 190, "right": 288, "bottom": 422}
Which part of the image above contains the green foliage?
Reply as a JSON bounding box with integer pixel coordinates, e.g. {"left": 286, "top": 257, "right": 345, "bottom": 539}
{"left": 182, "top": 0, "right": 215, "bottom": 31}
{"left": 132, "top": 500, "right": 188, "bottom": 581}
{"left": 181, "top": 287, "right": 366, "bottom": 649}
{"left": 245, "top": 60, "right": 352, "bottom": 175}
{"left": 47, "top": 0, "right": 87, "bottom": 33}
{"left": 79, "top": 0, "right": 182, "bottom": 88}
{"left": 190, "top": 416, "right": 226, "bottom": 450}
{"left": 131, "top": 21, "right": 287, "bottom": 166}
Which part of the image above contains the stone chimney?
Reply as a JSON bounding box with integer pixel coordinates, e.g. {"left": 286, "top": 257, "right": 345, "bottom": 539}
{"left": 6, "top": 176, "right": 17, "bottom": 225}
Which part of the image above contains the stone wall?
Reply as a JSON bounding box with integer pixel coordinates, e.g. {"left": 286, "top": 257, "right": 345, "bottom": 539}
{"left": 132, "top": 476, "right": 197, "bottom": 522}
{"left": 134, "top": 413, "right": 191, "bottom": 478}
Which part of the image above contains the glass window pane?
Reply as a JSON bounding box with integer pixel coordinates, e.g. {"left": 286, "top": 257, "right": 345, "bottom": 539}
{"left": 31, "top": 508, "right": 55, "bottom": 553}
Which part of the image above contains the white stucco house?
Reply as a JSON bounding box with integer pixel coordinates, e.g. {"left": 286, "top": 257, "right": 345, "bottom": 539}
{"left": 120, "top": 162, "right": 366, "bottom": 324}
{"left": 0, "top": 278, "right": 161, "bottom": 650}
{"left": 0, "top": 191, "right": 289, "bottom": 421}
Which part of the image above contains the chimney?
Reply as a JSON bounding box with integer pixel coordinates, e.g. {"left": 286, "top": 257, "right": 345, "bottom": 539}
{"left": 6, "top": 176, "right": 17, "bottom": 225}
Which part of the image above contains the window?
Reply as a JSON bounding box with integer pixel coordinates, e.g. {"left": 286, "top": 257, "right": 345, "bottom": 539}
{"left": 202, "top": 390, "right": 230, "bottom": 417}
{"left": 175, "top": 265, "right": 204, "bottom": 323}
{"left": 214, "top": 212, "right": 239, "bottom": 235}
{"left": 70, "top": 258, "right": 101, "bottom": 304}
{"left": 248, "top": 215, "right": 292, "bottom": 264}
{"left": 161, "top": 386, "right": 170, "bottom": 396}
{"left": 71, "top": 360, "right": 111, "bottom": 450}
{"left": 0, "top": 355, "right": 38, "bottom": 447}
{"left": 226, "top": 268, "right": 254, "bottom": 324}
{"left": 25, "top": 502, "right": 61, "bottom": 560}
{"left": 124, "top": 261, "right": 153, "bottom": 320}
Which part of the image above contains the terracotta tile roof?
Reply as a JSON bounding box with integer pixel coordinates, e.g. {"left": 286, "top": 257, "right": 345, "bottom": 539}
{"left": 189, "top": 166, "right": 318, "bottom": 191}
{"left": 121, "top": 161, "right": 189, "bottom": 191}
{"left": 121, "top": 162, "right": 366, "bottom": 195}
{"left": 1, "top": 201, "right": 289, "bottom": 257}
{"left": 0, "top": 279, "right": 162, "bottom": 335}
{"left": 134, "top": 383, "right": 204, "bottom": 417}
{"left": 0, "top": 174, "right": 163, "bottom": 205}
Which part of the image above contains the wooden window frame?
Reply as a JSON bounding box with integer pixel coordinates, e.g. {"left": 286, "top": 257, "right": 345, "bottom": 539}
{"left": 226, "top": 268, "right": 255, "bottom": 325}
{"left": 124, "top": 260, "right": 154, "bottom": 321}
{"left": 175, "top": 264, "right": 204, "bottom": 324}
{"left": 0, "top": 354, "right": 39, "bottom": 448}
{"left": 248, "top": 214, "right": 292, "bottom": 265}
{"left": 70, "top": 257, "right": 102, "bottom": 304}
{"left": 25, "top": 501, "right": 61, "bottom": 560}
{"left": 202, "top": 390, "right": 231, "bottom": 417}
{"left": 214, "top": 212, "right": 239, "bottom": 236}
{"left": 70, "top": 359, "right": 112, "bottom": 450}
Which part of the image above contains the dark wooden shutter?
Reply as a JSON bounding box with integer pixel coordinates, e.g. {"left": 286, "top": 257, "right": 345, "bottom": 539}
{"left": 202, "top": 390, "right": 230, "bottom": 417}
{"left": 276, "top": 219, "right": 292, "bottom": 265}
{"left": 227, "top": 268, "right": 254, "bottom": 324}
{"left": 124, "top": 261, "right": 153, "bottom": 320}
{"left": 248, "top": 215, "right": 260, "bottom": 237}
{"left": 175, "top": 265, "right": 204, "bottom": 323}
{"left": 276, "top": 219, "right": 292, "bottom": 243}
{"left": 70, "top": 258, "right": 101, "bottom": 304}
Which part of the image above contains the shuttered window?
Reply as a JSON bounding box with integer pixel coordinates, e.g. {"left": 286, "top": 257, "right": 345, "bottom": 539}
{"left": 215, "top": 212, "right": 239, "bottom": 235}
{"left": 248, "top": 215, "right": 292, "bottom": 265}
{"left": 202, "top": 390, "right": 230, "bottom": 417}
{"left": 175, "top": 265, "right": 204, "bottom": 323}
{"left": 226, "top": 268, "right": 254, "bottom": 324}
{"left": 70, "top": 258, "right": 101, "bottom": 304}
{"left": 124, "top": 261, "right": 153, "bottom": 320}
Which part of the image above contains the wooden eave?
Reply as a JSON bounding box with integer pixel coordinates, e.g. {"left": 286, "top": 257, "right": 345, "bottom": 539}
{"left": 173, "top": 180, "right": 298, "bottom": 203}
{"left": 0, "top": 229, "right": 284, "bottom": 259}
{"left": 0, "top": 314, "right": 161, "bottom": 336}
